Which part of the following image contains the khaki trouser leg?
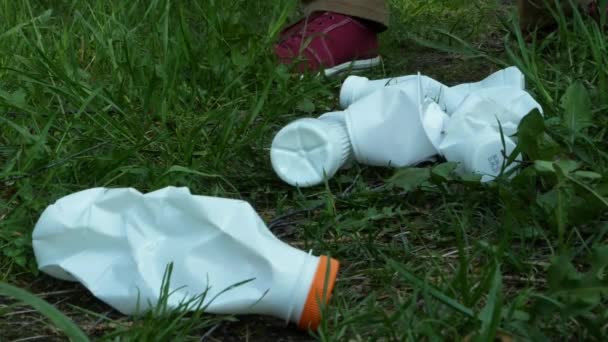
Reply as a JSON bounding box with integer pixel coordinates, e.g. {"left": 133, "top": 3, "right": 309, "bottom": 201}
{"left": 302, "top": 0, "right": 390, "bottom": 28}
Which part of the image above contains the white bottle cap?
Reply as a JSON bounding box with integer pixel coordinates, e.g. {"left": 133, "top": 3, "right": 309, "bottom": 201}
{"left": 339, "top": 75, "right": 368, "bottom": 109}
{"left": 464, "top": 132, "right": 519, "bottom": 182}
{"left": 271, "top": 117, "right": 353, "bottom": 187}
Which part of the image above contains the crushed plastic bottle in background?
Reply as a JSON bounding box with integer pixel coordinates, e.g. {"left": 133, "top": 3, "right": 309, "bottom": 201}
{"left": 271, "top": 67, "right": 543, "bottom": 187}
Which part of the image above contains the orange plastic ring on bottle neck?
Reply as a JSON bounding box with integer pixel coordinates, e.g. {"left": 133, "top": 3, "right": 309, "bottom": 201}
{"left": 297, "top": 255, "right": 340, "bottom": 331}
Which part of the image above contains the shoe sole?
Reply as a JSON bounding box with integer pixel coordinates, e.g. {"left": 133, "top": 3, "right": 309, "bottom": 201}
{"left": 323, "top": 56, "right": 382, "bottom": 77}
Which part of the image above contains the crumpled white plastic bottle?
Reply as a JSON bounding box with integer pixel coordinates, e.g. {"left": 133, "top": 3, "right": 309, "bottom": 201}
{"left": 270, "top": 67, "right": 543, "bottom": 187}
{"left": 271, "top": 81, "right": 436, "bottom": 187}
{"left": 339, "top": 66, "right": 526, "bottom": 112}
{"left": 427, "top": 87, "right": 543, "bottom": 181}
{"left": 32, "top": 187, "right": 339, "bottom": 330}
{"left": 343, "top": 86, "right": 438, "bottom": 168}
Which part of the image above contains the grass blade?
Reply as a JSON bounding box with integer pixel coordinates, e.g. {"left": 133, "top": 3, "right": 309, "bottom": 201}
{"left": 387, "top": 259, "right": 475, "bottom": 319}
{"left": 0, "top": 281, "right": 89, "bottom": 341}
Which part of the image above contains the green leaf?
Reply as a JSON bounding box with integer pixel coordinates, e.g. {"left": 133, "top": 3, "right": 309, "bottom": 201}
{"left": 0, "top": 282, "right": 89, "bottom": 341}
{"left": 431, "top": 162, "right": 458, "bottom": 182}
{"left": 565, "top": 176, "right": 608, "bottom": 209}
{"left": 547, "top": 254, "right": 578, "bottom": 292}
{"left": 589, "top": 246, "right": 608, "bottom": 276}
{"left": 546, "top": 247, "right": 608, "bottom": 314}
{"left": 459, "top": 172, "right": 483, "bottom": 184}
{"left": 534, "top": 160, "right": 580, "bottom": 175}
{"left": 555, "top": 188, "right": 570, "bottom": 249}
{"left": 572, "top": 171, "right": 603, "bottom": 181}
{"left": 534, "top": 160, "right": 556, "bottom": 174}
{"left": 517, "top": 110, "right": 560, "bottom": 160}
{"left": 536, "top": 183, "right": 574, "bottom": 248}
{"left": 554, "top": 160, "right": 580, "bottom": 175}
{"left": 561, "top": 82, "right": 593, "bottom": 142}
{"left": 389, "top": 167, "right": 431, "bottom": 192}
{"left": 295, "top": 98, "right": 315, "bottom": 114}
{"left": 230, "top": 49, "right": 249, "bottom": 67}
{"left": 0, "top": 88, "right": 27, "bottom": 107}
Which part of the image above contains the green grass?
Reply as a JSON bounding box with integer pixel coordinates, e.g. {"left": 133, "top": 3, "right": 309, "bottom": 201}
{"left": 1, "top": 0, "right": 608, "bottom": 340}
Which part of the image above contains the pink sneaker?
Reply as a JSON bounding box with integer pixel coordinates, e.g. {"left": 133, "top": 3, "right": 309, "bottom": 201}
{"left": 274, "top": 12, "right": 381, "bottom": 77}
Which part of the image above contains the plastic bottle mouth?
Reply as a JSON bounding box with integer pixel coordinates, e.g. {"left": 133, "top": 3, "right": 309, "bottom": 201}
{"left": 297, "top": 256, "right": 340, "bottom": 331}
{"left": 270, "top": 117, "right": 352, "bottom": 187}
{"left": 339, "top": 76, "right": 368, "bottom": 109}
